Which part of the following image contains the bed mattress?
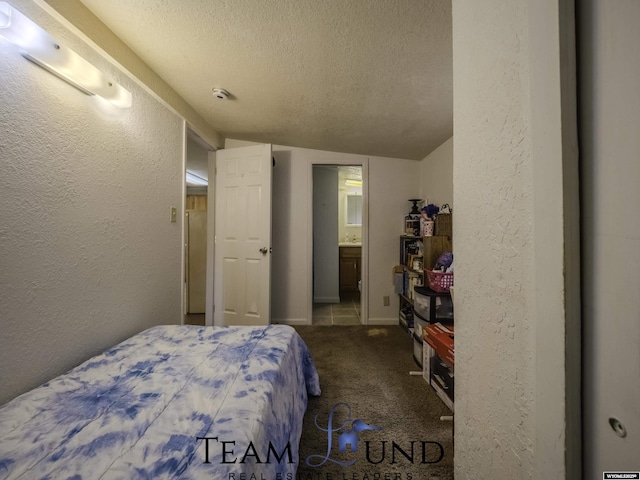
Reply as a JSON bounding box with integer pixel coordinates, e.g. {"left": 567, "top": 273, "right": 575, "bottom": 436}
{"left": 0, "top": 324, "right": 320, "bottom": 479}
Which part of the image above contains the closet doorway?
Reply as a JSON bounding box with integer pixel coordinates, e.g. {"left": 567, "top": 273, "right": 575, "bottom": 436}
{"left": 183, "top": 129, "right": 214, "bottom": 326}
{"left": 310, "top": 163, "right": 368, "bottom": 325}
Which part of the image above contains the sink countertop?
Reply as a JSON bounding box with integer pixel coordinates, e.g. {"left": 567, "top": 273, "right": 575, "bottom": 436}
{"left": 339, "top": 242, "right": 362, "bottom": 247}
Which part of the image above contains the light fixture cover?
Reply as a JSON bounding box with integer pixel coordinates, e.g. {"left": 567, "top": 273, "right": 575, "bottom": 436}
{"left": 0, "top": 2, "right": 132, "bottom": 108}
{"left": 345, "top": 179, "right": 362, "bottom": 187}
{"left": 186, "top": 172, "right": 208, "bottom": 186}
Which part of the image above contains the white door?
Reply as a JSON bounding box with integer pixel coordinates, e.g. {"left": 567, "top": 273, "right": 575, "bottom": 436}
{"left": 214, "top": 144, "right": 272, "bottom": 326}
{"left": 580, "top": 0, "right": 640, "bottom": 476}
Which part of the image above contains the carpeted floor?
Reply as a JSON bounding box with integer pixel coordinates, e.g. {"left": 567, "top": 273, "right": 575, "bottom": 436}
{"left": 294, "top": 325, "right": 454, "bottom": 480}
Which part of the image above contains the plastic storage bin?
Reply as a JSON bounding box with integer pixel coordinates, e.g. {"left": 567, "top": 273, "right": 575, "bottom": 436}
{"left": 414, "top": 314, "right": 427, "bottom": 339}
{"left": 413, "top": 290, "right": 431, "bottom": 321}
{"left": 414, "top": 285, "right": 454, "bottom": 323}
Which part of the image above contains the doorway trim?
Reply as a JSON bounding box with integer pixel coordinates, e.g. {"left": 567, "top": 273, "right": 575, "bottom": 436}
{"left": 183, "top": 123, "right": 217, "bottom": 326}
{"left": 180, "top": 121, "right": 187, "bottom": 325}
{"left": 205, "top": 149, "right": 216, "bottom": 326}
{"left": 307, "top": 158, "right": 369, "bottom": 325}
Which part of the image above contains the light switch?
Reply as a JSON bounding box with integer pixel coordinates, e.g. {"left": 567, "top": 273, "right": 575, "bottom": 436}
{"left": 170, "top": 206, "right": 177, "bottom": 223}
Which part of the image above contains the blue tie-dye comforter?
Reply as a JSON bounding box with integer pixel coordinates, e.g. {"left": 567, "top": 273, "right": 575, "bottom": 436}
{"left": 0, "top": 325, "right": 321, "bottom": 479}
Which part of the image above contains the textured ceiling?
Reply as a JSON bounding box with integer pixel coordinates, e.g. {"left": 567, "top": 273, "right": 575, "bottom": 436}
{"left": 78, "top": 0, "right": 452, "bottom": 160}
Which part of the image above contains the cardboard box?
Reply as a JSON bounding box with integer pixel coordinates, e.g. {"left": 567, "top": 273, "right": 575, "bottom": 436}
{"left": 423, "top": 323, "right": 454, "bottom": 367}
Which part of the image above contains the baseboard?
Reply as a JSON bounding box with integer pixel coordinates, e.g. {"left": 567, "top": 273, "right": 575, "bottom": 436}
{"left": 366, "top": 317, "right": 399, "bottom": 326}
{"left": 313, "top": 296, "right": 341, "bottom": 304}
{"left": 272, "top": 318, "right": 310, "bottom": 326}
{"left": 273, "top": 318, "right": 397, "bottom": 326}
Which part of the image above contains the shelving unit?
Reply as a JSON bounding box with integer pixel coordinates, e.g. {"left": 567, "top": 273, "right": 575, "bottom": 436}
{"left": 411, "top": 286, "right": 453, "bottom": 369}
{"left": 398, "top": 235, "right": 424, "bottom": 307}
{"left": 398, "top": 232, "right": 455, "bottom": 411}
{"left": 397, "top": 235, "right": 452, "bottom": 329}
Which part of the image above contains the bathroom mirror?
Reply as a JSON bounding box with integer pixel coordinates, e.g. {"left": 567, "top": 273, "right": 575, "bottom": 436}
{"left": 346, "top": 194, "right": 362, "bottom": 226}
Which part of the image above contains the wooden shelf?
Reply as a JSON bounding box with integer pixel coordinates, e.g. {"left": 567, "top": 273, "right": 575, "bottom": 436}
{"left": 400, "top": 293, "right": 413, "bottom": 305}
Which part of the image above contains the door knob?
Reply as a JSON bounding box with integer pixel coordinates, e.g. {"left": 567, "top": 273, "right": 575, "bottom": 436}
{"left": 259, "top": 247, "right": 268, "bottom": 256}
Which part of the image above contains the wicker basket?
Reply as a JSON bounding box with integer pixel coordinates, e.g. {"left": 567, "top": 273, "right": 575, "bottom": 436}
{"left": 426, "top": 269, "right": 454, "bottom": 293}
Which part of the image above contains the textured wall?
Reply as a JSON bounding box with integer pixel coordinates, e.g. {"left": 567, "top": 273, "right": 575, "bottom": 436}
{"left": 453, "top": 1, "right": 576, "bottom": 476}
{"left": 0, "top": 0, "right": 184, "bottom": 405}
{"left": 452, "top": 0, "right": 536, "bottom": 477}
{"left": 420, "top": 136, "right": 453, "bottom": 208}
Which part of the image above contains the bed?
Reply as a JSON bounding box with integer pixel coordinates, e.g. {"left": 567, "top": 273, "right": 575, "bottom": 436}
{"left": 0, "top": 324, "right": 321, "bottom": 479}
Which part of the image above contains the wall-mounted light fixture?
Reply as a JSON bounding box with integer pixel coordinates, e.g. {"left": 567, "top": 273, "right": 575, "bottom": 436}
{"left": 0, "top": 2, "right": 132, "bottom": 108}
{"left": 186, "top": 172, "right": 208, "bottom": 186}
{"left": 345, "top": 179, "right": 362, "bottom": 187}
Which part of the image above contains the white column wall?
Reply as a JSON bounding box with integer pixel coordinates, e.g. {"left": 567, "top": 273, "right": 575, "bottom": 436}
{"left": 452, "top": 0, "right": 576, "bottom": 477}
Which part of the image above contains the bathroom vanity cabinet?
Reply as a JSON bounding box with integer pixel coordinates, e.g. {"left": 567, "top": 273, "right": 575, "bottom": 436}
{"left": 339, "top": 245, "right": 361, "bottom": 292}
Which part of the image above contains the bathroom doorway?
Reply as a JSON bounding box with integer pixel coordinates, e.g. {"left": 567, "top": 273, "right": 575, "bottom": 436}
{"left": 311, "top": 164, "right": 365, "bottom": 325}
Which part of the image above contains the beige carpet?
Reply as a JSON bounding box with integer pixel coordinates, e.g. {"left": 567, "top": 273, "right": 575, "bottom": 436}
{"left": 294, "top": 325, "right": 454, "bottom": 480}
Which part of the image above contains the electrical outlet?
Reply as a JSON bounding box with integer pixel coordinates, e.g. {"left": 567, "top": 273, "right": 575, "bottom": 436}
{"left": 383, "top": 295, "right": 390, "bottom": 306}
